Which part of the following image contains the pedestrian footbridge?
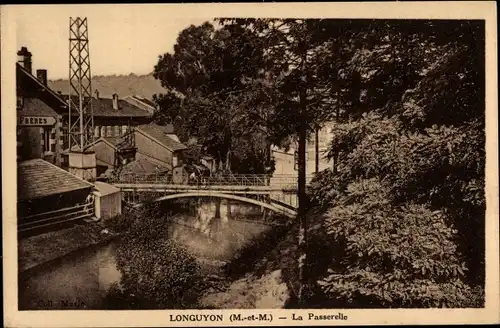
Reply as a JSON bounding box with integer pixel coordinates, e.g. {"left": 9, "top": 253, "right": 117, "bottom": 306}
{"left": 109, "top": 174, "right": 306, "bottom": 217}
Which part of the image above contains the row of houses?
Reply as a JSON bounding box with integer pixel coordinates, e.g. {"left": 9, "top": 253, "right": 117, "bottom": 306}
{"left": 16, "top": 46, "right": 189, "bottom": 228}
{"left": 16, "top": 47, "right": 187, "bottom": 177}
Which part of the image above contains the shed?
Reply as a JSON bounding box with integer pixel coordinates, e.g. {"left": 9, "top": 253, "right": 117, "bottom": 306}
{"left": 93, "top": 181, "right": 122, "bottom": 220}
{"left": 18, "top": 158, "right": 94, "bottom": 218}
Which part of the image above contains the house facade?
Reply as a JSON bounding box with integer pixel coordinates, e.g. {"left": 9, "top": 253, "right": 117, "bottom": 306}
{"left": 16, "top": 47, "right": 67, "bottom": 166}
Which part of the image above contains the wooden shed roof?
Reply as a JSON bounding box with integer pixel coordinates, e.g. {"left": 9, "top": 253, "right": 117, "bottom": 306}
{"left": 18, "top": 159, "right": 94, "bottom": 201}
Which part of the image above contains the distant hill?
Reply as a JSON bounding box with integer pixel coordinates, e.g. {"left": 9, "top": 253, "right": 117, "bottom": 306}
{"left": 49, "top": 73, "right": 167, "bottom": 100}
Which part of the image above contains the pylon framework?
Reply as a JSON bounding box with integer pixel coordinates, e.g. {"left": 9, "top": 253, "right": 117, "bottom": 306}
{"left": 68, "top": 17, "right": 94, "bottom": 152}
{"left": 68, "top": 17, "right": 96, "bottom": 181}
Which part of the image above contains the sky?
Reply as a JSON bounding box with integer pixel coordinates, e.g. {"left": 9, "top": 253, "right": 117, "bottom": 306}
{"left": 14, "top": 5, "right": 210, "bottom": 80}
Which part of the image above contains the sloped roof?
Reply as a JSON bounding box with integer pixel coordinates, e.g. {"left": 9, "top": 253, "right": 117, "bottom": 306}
{"left": 119, "top": 158, "right": 170, "bottom": 175}
{"left": 16, "top": 63, "right": 68, "bottom": 109}
{"left": 19, "top": 98, "right": 59, "bottom": 117}
{"left": 94, "top": 181, "right": 120, "bottom": 196}
{"left": 95, "top": 136, "right": 136, "bottom": 152}
{"left": 125, "top": 95, "right": 157, "bottom": 111}
{"left": 135, "top": 123, "right": 186, "bottom": 152}
{"left": 18, "top": 159, "right": 94, "bottom": 201}
{"left": 63, "top": 95, "right": 152, "bottom": 118}
{"left": 94, "top": 137, "right": 119, "bottom": 149}
{"left": 136, "top": 97, "right": 156, "bottom": 108}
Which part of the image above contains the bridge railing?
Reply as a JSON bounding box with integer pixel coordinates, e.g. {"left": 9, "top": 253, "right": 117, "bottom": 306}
{"left": 111, "top": 173, "right": 311, "bottom": 188}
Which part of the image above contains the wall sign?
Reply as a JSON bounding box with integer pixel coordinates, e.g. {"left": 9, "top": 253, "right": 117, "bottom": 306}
{"left": 18, "top": 116, "right": 56, "bottom": 126}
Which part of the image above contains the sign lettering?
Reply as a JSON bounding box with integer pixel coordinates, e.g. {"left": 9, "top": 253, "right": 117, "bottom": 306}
{"left": 18, "top": 116, "right": 56, "bottom": 126}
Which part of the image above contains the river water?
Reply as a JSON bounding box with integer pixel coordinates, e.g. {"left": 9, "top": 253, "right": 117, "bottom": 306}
{"left": 18, "top": 200, "right": 276, "bottom": 310}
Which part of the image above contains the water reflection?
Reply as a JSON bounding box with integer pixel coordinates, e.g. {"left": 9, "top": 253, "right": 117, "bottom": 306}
{"left": 18, "top": 243, "right": 120, "bottom": 310}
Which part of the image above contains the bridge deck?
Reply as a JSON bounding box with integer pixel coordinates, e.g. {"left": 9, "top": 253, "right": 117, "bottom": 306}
{"left": 111, "top": 173, "right": 304, "bottom": 213}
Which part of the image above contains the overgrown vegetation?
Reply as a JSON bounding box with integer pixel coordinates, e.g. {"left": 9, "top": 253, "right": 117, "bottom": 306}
{"left": 151, "top": 19, "right": 485, "bottom": 308}
{"left": 102, "top": 202, "right": 207, "bottom": 309}
{"left": 305, "top": 20, "right": 485, "bottom": 307}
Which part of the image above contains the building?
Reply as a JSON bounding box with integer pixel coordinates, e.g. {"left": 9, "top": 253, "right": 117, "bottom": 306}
{"left": 16, "top": 47, "right": 67, "bottom": 166}
{"left": 134, "top": 123, "right": 187, "bottom": 170}
{"left": 86, "top": 92, "right": 153, "bottom": 140}
{"left": 271, "top": 144, "right": 332, "bottom": 177}
{"left": 92, "top": 123, "right": 187, "bottom": 178}
{"left": 17, "top": 159, "right": 95, "bottom": 231}
{"left": 17, "top": 46, "right": 187, "bottom": 181}
{"left": 93, "top": 182, "right": 122, "bottom": 220}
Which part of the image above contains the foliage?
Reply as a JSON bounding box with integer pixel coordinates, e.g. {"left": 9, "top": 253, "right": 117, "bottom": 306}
{"left": 103, "top": 203, "right": 206, "bottom": 309}
{"left": 317, "top": 178, "right": 473, "bottom": 307}
{"left": 150, "top": 18, "right": 485, "bottom": 308}
{"left": 108, "top": 237, "right": 204, "bottom": 309}
{"left": 306, "top": 20, "right": 485, "bottom": 307}
{"left": 152, "top": 22, "right": 274, "bottom": 173}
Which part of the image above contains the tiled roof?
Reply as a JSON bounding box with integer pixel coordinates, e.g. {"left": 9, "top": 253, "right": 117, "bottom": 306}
{"left": 136, "top": 123, "right": 186, "bottom": 152}
{"left": 63, "top": 95, "right": 152, "bottom": 118}
{"left": 119, "top": 158, "right": 169, "bottom": 175}
{"left": 18, "top": 159, "right": 94, "bottom": 201}
{"left": 18, "top": 98, "right": 59, "bottom": 117}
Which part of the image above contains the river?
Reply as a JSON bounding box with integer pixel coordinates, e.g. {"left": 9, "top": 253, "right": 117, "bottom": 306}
{"left": 18, "top": 200, "right": 280, "bottom": 310}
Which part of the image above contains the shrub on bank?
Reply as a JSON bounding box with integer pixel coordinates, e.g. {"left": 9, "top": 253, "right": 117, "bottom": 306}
{"left": 103, "top": 202, "right": 207, "bottom": 309}
{"left": 107, "top": 238, "right": 204, "bottom": 309}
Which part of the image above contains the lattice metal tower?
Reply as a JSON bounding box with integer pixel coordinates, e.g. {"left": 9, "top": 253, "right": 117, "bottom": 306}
{"left": 68, "top": 17, "right": 96, "bottom": 180}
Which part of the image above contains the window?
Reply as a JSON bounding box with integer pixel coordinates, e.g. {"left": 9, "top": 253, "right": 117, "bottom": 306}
{"left": 114, "top": 125, "right": 120, "bottom": 137}
{"left": 95, "top": 126, "right": 100, "bottom": 138}
{"left": 43, "top": 128, "right": 50, "bottom": 152}
{"left": 101, "top": 126, "right": 106, "bottom": 138}
{"left": 122, "top": 125, "right": 128, "bottom": 135}
{"left": 173, "top": 155, "right": 178, "bottom": 167}
{"left": 16, "top": 96, "right": 24, "bottom": 110}
{"left": 106, "top": 126, "right": 112, "bottom": 137}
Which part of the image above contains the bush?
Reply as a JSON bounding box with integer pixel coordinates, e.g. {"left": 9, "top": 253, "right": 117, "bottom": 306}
{"left": 107, "top": 238, "right": 204, "bottom": 309}
{"left": 316, "top": 178, "right": 474, "bottom": 307}
{"left": 103, "top": 202, "right": 207, "bottom": 309}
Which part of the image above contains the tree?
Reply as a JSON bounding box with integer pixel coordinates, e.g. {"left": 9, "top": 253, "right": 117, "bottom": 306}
{"left": 153, "top": 22, "right": 274, "bottom": 174}
{"left": 307, "top": 19, "right": 485, "bottom": 307}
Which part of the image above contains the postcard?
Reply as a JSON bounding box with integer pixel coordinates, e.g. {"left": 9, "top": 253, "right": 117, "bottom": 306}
{"left": 2, "top": 2, "right": 499, "bottom": 327}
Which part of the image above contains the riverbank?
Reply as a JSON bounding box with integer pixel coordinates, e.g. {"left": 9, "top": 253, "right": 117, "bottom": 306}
{"left": 18, "top": 202, "right": 299, "bottom": 310}
{"left": 18, "top": 222, "right": 118, "bottom": 273}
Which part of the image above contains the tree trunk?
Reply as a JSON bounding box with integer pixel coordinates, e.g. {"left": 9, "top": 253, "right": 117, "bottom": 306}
{"left": 225, "top": 149, "right": 231, "bottom": 172}
{"left": 315, "top": 126, "right": 319, "bottom": 173}
{"left": 297, "top": 39, "right": 308, "bottom": 305}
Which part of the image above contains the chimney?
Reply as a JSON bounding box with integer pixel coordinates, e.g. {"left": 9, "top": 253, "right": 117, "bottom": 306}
{"left": 17, "top": 47, "right": 32, "bottom": 74}
{"left": 95, "top": 89, "right": 100, "bottom": 99}
{"left": 112, "top": 93, "right": 119, "bottom": 110}
{"left": 36, "top": 69, "right": 47, "bottom": 86}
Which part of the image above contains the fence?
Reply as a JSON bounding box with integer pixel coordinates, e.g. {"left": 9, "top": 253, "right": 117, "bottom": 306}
{"left": 18, "top": 201, "right": 95, "bottom": 233}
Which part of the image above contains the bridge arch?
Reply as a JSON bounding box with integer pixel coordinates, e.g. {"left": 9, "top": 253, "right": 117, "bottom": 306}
{"left": 133, "top": 191, "right": 297, "bottom": 217}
